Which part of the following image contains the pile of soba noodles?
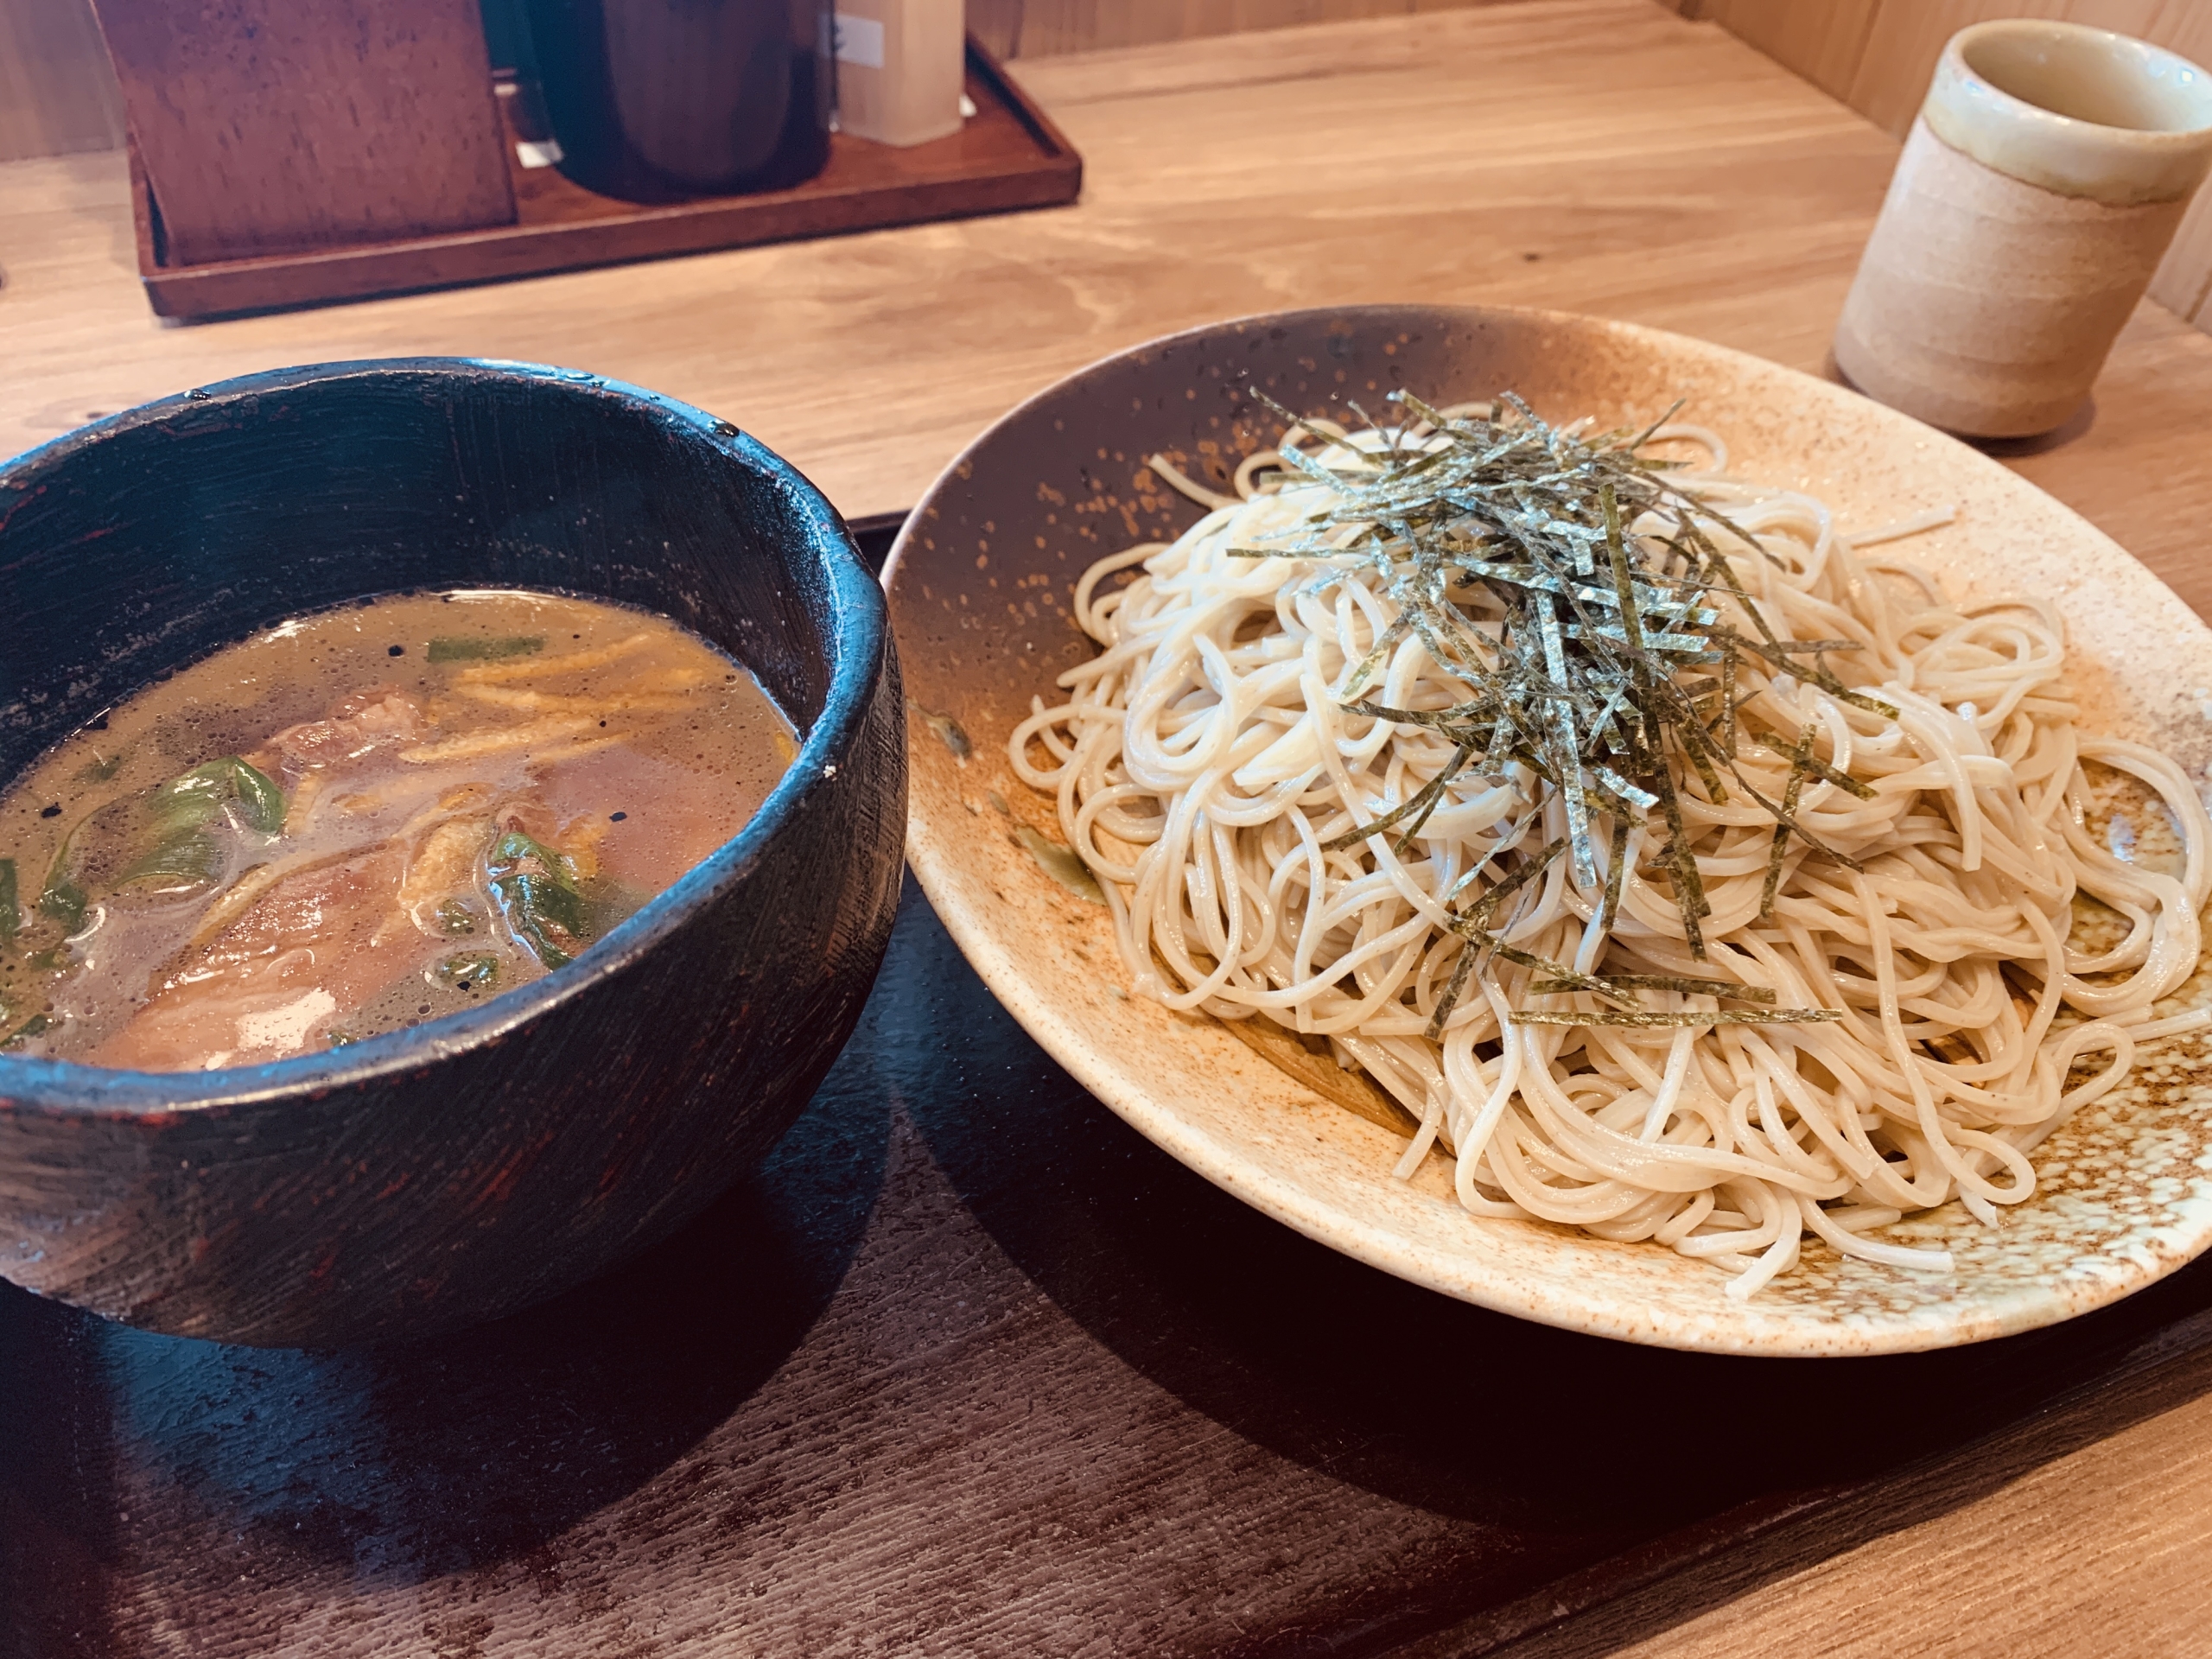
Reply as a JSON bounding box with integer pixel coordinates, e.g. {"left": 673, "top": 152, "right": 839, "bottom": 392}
{"left": 1009, "top": 391, "right": 2211, "bottom": 1298}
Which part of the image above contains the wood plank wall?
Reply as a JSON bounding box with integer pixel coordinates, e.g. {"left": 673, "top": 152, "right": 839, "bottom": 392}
{"left": 1675, "top": 0, "right": 2212, "bottom": 330}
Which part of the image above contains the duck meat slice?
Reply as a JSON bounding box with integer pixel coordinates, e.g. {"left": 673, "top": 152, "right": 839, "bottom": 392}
{"left": 251, "top": 687, "right": 423, "bottom": 779}
{"left": 94, "top": 842, "right": 417, "bottom": 1071}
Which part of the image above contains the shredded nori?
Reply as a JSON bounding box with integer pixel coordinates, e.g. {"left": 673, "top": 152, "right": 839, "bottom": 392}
{"left": 1760, "top": 724, "right": 1815, "bottom": 920}
{"left": 1532, "top": 972, "right": 1777, "bottom": 1004}
{"left": 1243, "top": 390, "right": 1874, "bottom": 1032}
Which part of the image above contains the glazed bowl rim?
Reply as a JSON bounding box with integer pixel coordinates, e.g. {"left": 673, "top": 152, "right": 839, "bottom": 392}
{"left": 0, "top": 357, "right": 884, "bottom": 1116}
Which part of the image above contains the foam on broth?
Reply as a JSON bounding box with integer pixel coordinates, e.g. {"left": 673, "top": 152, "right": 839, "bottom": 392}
{"left": 0, "top": 589, "right": 796, "bottom": 1071}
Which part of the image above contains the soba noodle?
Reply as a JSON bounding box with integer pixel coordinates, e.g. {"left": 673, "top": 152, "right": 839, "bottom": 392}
{"left": 1011, "top": 403, "right": 2212, "bottom": 1297}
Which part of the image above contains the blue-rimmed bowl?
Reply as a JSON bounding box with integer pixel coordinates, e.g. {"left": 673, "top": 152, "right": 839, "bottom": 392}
{"left": 0, "top": 359, "right": 905, "bottom": 1348}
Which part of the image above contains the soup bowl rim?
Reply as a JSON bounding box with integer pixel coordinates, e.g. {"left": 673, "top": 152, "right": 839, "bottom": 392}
{"left": 0, "top": 356, "right": 883, "bottom": 1117}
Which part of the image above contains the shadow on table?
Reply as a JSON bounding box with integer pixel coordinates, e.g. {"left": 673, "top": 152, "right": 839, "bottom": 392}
{"left": 12, "top": 880, "right": 2212, "bottom": 1659}
{"left": 0, "top": 993, "right": 895, "bottom": 1624}
{"left": 885, "top": 884, "right": 2212, "bottom": 1642}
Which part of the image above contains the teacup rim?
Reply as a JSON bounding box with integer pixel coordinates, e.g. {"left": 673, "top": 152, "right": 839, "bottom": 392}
{"left": 1929, "top": 16, "right": 2212, "bottom": 206}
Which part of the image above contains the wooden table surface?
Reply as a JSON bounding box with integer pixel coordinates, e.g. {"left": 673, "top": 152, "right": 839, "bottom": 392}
{"left": 7, "top": 3, "right": 2212, "bottom": 1654}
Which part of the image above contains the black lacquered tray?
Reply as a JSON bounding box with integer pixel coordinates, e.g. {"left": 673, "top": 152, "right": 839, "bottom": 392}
{"left": 7, "top": 521, "right": 2212, "bottom": 1658}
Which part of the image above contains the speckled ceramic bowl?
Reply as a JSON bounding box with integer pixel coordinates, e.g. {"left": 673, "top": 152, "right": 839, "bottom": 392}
{"left": 886, "top": 303, "right": 2212, "bottom": 1357}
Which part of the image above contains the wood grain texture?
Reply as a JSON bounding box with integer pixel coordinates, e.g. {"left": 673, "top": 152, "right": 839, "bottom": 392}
{"left": 86, "top": 0, "right": 517, "bottom": 264}
{"left": 1478, "top": 1299, "right": 2212, "bottom": 1657}
{"left": 1699, "top": 1, "right": 2212, "bottom": 140}
{"left": 6, "top": 9, "right": 2212, "bottom": 1650}
{"left": 1, "top": 0, "right": 1899, "bottom": 518}
{"left": 1599, "top": 1379, "right": 2212, "bottom": 1659}
{"left": 0, "top": 0, "right": 124, "bottom": 163}
{"left": 968, "top": 0, "right": 1027, "bottom": 56}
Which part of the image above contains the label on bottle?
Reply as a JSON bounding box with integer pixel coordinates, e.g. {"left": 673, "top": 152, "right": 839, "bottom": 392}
{"left": 832, "top": 12, "right": 887, "bottom": 69}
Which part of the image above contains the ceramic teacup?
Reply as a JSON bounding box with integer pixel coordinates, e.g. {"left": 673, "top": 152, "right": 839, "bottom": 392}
{"left": 1834, "top": 20, "right": 2212, "bottom": 439}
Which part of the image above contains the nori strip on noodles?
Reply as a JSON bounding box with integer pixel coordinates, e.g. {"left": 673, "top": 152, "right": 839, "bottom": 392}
{"left": 1748, "top": 723, "right": 1878, "bottom": 799}
{"left": 1422, "top": 838, "right": 1567, "bottom": 1039}
{"left": 1223, "top": 387, "right": 1886, "bottom": 1032}
{"left": 1534, "top": 972, "right": 1777, "bottom": 1003}
{"left": 1763, "top": 724, "right": 1816, "bottom": 922}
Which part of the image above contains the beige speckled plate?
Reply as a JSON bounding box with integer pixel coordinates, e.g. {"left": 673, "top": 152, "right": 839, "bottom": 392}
{"left": 883, "top": 304, "right": 2212, "bottom": 1356}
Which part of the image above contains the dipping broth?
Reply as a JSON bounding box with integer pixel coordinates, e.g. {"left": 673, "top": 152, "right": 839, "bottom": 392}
{"left": 0, "top": 591, "right": 796, "bottom": 1071}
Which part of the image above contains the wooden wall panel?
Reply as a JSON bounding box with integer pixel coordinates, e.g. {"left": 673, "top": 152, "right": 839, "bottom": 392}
{"left": 968, "top": 0, "right": 1026, "bottom": 57}
{"left": 2157, "top": 187, "right": 2212, "bottom": 325}
{"left": 2117, "top": 0, "right": 2212, "bottom": 324}
{"left": 0, "top": 0, "right": 124, "bottom": 163}
{"left": 1682, "top": 0, "right": 1880, "bottom": 101}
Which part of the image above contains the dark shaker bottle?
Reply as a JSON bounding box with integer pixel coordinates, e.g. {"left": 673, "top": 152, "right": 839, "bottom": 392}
{"left": 523, "top": 0, "right": 832, "bottom": 200}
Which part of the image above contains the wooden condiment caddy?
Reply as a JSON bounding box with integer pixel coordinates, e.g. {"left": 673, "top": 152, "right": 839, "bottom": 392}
{"left": 87, "top": 0, "right": 1081, "bottom": 320}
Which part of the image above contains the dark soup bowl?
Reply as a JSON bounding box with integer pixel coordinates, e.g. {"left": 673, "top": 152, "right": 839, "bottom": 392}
{"left": 0, "top": 359, "right": 905, "bottom": 1348}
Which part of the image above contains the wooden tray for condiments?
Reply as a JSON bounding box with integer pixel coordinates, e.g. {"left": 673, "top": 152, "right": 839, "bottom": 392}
{"left": 125, "top": 40, "right": 1081, "bottom": 321}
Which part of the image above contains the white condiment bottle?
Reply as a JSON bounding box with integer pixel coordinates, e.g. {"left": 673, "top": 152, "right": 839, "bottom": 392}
{"left": 831, "top": 0, "right": 964, "bottom": 147}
